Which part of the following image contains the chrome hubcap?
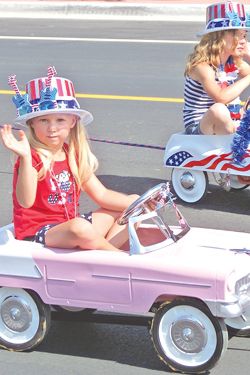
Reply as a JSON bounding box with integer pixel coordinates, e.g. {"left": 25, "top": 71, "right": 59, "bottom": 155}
{"left": 171, "top": 318, "right": 207, "bottom": 353}
{"left": 180, "top": 172, "right": 195, "bottom": 190}
{"left": 1, "top": 297, "right": 32, "bottom": 332}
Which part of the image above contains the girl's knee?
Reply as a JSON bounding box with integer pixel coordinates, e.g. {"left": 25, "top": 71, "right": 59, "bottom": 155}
{"left": 209, "top": 103, "right": 230, "bottom": 118}
{"left": 206, "top": 103, "right": 235, "bottom": 134}
{"left": 68, "top": 217, "right": 94, "bottom": 239}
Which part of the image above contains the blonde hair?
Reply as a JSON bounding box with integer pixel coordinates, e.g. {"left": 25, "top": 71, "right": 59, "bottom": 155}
{"left": 185, "top": 30, "right": 240, "bottom": 76}
{"left": 27, "top": 116, "right": 98, "bottom": 191}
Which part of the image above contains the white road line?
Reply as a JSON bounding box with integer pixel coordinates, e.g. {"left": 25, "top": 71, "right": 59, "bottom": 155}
{"left": 0, "top": 36, "right": 196, "bottom": 44}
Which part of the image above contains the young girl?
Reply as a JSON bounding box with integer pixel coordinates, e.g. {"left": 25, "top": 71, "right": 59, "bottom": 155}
{"left": 0, "top": 68, "right": 138, "bottom": 252}
{"left": 183, "top": 1, "right": 250, "bottom": 135}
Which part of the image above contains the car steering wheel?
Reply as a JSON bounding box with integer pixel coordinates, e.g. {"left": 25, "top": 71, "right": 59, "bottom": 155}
{"left": 118, "top": 183, "right": 170, "bottom": 225}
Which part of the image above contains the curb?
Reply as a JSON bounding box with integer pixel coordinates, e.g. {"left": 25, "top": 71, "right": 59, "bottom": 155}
{"left": 0, "top": 1, "right": 207, "bottom": 21}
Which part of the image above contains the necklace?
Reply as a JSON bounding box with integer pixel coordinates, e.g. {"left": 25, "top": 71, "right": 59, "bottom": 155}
{"left": 216, "top": 56, "right": 239, "bottom": 86}
{"left": 216, "top": 57, "right": 241, "bottom": 120}
{"left": 49, "top": 167, "right": 77, "bottom": 221}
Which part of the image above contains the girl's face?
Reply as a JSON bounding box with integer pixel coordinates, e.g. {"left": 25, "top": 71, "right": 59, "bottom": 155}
{"left": 30, "top": 113, "right": 77, "bottom": 149}
{"left": 223, "top": 29, "right": 248, "bottom": 57}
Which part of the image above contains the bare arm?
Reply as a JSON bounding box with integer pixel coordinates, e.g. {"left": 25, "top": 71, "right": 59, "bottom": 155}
{"left": 83, "top": 174, "right": 138, "bottom": 211}
{"left": 238, "top": 60, "right": 250, "bottom": 76}
{"left": 0, "top": 124, "right": 38, "bottom": 207}
{"left": 243, "top": 42, "right": 250, "bottom": 65}
{"left": 16, "top": 155, "right": 38, "bottom": 208}
{"left": 192, "top": 63, "right": 250, "bottom": 104}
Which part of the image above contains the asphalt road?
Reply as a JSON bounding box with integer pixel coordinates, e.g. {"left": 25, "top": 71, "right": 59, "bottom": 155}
{"left": 0, "top": 17, "right": 250, "bottom": 375}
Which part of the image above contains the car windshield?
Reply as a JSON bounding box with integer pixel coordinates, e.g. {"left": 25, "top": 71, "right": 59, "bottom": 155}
{"left": 128, "top": 189, "right": 190, "bottom": 254}
{"left": 140, "top": 199, "right": 190, "bottom": 242}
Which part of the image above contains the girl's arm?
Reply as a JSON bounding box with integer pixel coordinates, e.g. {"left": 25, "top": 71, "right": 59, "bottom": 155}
{"left": 0, "top": 124, "right": 38, "bottom": 207}
{"left": 193, "top": 63, "right": 250, "bottom": 104}
{"left": 83, "top": 174, "right": 138, "bottom": 211}
{"left": 243, "top": 42, "right": 250, "bottom": 65}
{"left": 238, "top": 60, "right": 250, "bottom": 76}
{"left": 16, "top": 155, "right": 38, "bottom": 208}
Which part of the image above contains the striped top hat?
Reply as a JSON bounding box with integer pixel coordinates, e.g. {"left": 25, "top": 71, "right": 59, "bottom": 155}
{"left": 198, "top": 2, "right": 250, "bottom": 36}
{"left": 8, "top": 66, "right": 93, "bottom": 127}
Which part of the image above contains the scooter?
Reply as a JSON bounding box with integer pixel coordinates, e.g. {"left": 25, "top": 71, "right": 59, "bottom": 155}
{"left": 164, "top": 108, "right": 250, "bottom": 203}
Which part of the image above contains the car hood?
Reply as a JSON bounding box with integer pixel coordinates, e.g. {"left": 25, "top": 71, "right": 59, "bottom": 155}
{"left": 131, "top": 226, "right": 250, "bottom": 282}
{"left": 176, "top": 226, "right": 249, "bottom": 254}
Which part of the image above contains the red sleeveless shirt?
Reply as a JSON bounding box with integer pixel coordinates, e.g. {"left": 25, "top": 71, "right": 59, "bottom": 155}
{"left": 13, "top": 148, "right": 80, "bottom": 240}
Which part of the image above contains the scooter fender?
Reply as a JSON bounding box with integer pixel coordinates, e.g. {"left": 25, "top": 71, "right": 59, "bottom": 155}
{"left": 164, "top": 133, "right": 250, "bottom": 176}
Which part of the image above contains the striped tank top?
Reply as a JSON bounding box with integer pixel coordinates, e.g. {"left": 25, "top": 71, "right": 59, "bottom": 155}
{"left": 183, "top": 76, "right": 214, "bottom": 129}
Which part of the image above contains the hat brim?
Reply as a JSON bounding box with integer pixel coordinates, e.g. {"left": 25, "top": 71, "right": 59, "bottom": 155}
{"left": 197, "top": 25, "right": 250, "bottom": 37}
{"left": 14, "top": 108, "right": 93, "bottom": 128}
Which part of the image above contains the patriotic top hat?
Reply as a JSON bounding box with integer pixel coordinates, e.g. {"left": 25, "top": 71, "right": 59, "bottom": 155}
{"left": 198, "top": 1, "right": 250, "bottom": 36}
{"left": 9, "top": 66, "right": 93, "bottom": 127}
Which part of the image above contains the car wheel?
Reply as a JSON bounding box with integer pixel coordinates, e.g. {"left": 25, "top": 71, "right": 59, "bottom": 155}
{"left": 151, "top": 300, "right": 228, "bottom": 374}
{"left": 171, "top": 169, "right": 208, "bottom": 203}
{"left": 0, "top": 287, "right": 51, "bottom": 351}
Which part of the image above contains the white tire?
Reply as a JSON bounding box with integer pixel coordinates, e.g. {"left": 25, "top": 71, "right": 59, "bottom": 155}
{"left": 151, "top": 300, "right": 228, "bottom": 373}
{"left": 171, "top": 169, "right": 208, "bottom": 203}
{"left": 0, "top": 287, "right": 50, "bottom": 351}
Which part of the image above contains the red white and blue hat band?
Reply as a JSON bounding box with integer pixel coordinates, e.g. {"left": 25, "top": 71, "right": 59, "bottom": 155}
{"left": 26, "top": 77, "right": 76, "bottom": 102}
{"left": 207, "top": 2, "right": 245, "bottom": 23}
{"left": 198, "top": 2, "right": 250, "bottom": 36}
{"left": 9, "top": 68, "right": 93, "bottom": 127}
{"left": 24, "top": 77, "right": 82, "bottom": 115}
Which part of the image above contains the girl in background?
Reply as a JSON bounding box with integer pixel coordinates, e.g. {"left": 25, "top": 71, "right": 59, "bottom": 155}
{"left": 183, "top": 1, "right": 250, "bottom": 135}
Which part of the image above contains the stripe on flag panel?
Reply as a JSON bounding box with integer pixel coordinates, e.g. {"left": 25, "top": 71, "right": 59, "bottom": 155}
{"left": 65, "top": 79, "right": 71, "bottom": 96}
{"left": 70, "top": 81, "right": 75, "bottom": 97}
{"left": 221, "top": 3, "right": 226, "bottom": 18}
{"left": 27, "top": 80, "right": 34, "bottom": 101}
{"left": 228, "top": 1, "right": 233, "bottom": 13}
{"left": 238, "top": 3, "right": 245, "bottom": 18}
{"left": 38, "top": 79, "right": 44, "bottom": 96}
{"left": 56, "top": 78, "right": 63, "bottom": 96}
{"left": 214, "top": 5, "right": 218, "bottom": 20}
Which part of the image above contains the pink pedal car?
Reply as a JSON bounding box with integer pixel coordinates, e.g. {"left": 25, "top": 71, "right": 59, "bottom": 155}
{"left": 164, "top": 133, "right": 250, "bottom": 203}
{"left": 0, "top": 183, "right": 250, "bottom": 374}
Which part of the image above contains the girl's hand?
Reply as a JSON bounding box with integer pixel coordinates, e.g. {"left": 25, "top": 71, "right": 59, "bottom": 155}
{"left": 0, "top": 124, "right": 31, "bottom": 158}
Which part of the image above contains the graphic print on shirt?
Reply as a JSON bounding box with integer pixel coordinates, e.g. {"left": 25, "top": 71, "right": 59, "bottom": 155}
{"left": 48, "top": 170, "right": 72, "bottom": 206}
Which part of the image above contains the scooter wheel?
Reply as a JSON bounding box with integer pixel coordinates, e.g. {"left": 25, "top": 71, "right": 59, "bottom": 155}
{"left": 228, "top": 175, "right": 249, "bottom": 191}
{"left": 171, "top": 169, "right": 208, "bottom": 203}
